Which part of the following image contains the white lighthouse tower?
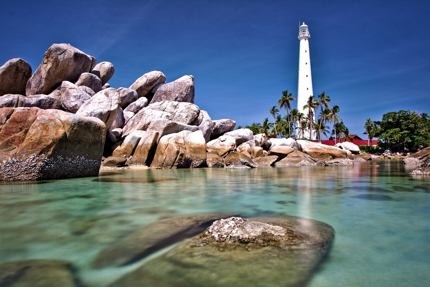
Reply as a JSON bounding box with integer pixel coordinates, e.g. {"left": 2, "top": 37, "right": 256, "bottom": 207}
{"left": 297, "top": 22, "right": 314, "bottom": 139}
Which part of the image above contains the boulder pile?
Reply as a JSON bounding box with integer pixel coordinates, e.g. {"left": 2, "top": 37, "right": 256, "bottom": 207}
{"left": 0, "top": 43, "right": 367, "bottom": 180}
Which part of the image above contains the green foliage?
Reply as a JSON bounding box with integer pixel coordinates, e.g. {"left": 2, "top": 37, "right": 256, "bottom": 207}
{"left": 372, "top": 110, "right": 430, "bottom": 151}
{"left": 359, "top": 145, "right": 380, "bottom": 153}
{"left": 241, "top": 89, "right": 347, "bottom": 140}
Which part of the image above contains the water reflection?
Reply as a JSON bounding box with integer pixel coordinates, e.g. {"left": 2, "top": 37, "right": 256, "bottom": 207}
{"left": 0, "top": 162, "right": 429, "bottom": 287}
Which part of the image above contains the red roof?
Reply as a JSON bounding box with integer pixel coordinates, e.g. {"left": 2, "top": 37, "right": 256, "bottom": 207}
{"left": 313, "top": 137, "right": 378, "bottom": 146}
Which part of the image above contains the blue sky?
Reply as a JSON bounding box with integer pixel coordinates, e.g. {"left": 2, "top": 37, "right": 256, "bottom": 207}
{"left": 1, "top": 0, "right": 429, "bottom": 138}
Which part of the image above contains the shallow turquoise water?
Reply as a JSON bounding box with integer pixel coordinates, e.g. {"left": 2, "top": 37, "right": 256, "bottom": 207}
{"left": 0, "top": 161, "right": 429, "bottom": 286}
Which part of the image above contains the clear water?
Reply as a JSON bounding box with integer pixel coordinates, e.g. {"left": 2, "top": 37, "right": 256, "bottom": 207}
{"left": 0, "top": 162, "right": 429, "bottom": 286}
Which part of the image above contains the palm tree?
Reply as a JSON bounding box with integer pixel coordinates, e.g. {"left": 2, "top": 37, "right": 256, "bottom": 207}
{"left": 328, "top": 105, "right": 341, "bottom": 144}
{"left": 315, "top": 118, "right": 330, "bottom": 141}
{"left": 332, "top": 121, "right": 348, "bottom": 142}
{"left": 261, "top": 117, "right": 273, "bottom": 137}
{"left": 317, "top": 107, "right": 332, "bottom": 142}
{"left": 303, "top": 95, "right": 319, "bottom": 140}
{"left": 275, "top": 114, "right": 287, "bottom": 138}
{"left": 278, "top": 90, "right": 296, "bottom": 137}
{"left": 317, "top": 92, "right": 331, "bottom": 112}
{"left": 269, "top": 106, "right": 279, "bottom": 136}
{"left": 363, "top": 118, "right": 376, "bottom": 146}
{"left": 289, "top": 108, "right": 301, "bottom": 138}
{"left": 298, "top": 119, "right": 308, "bottom": 139}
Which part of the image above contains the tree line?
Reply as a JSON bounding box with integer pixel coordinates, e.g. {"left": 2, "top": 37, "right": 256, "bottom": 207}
{"left": 364, "top": 110, "right": 430, "bottom": 151}
{"left": 238, "top": 90, "right": 348, "bottom": 142}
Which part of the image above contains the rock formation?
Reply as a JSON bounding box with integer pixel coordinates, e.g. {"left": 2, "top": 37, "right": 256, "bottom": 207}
{"left": 91, "top": 61, "right": 114, "bottom": 85}
{"left": 150, "top": 75, "right": 195, "bottom": 104}
{"left": 129, "top": 70, "right": 166, "bottom": 99}
{"left": 0, "top": 58, "right": 32, "bottom": 96}
{"left": 0, "top": 42, "right": 379, "bottom": 180}
{"left": 26, "top": 43, "right": 95, "bottom": 96}
{"left": 0, "top": 107, "right": 106, "bottom": 180}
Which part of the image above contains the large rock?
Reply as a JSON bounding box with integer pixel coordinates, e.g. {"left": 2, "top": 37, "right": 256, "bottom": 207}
{"left": 253, "top": 155, "right": 279, "bottom": 167}
{"left": 112, "top": 130, "right": 146, "bottom": 158}
{"left": 93, "top": 213, "right": 235, "bottom": 268}
{"left": 109, "top": 215, "right": 334, "bottom": 287}
{"left": 297, "top": 140, "right": 348, "bottom": 160}
{"left": 237, "top": 140, "right": 264, "bottom": 158}
{"left": 117, "top": 87, "right": 138, "bottom": 108}
{"left": 268, "top": 145, "right": 295, "bottom": 158}
{"left": 122, "top": 101, "right": 200, "bottom": 136}
{"left": 254, "top": 133, "right": 271, "bottom": 150}
{"left": 206, "top": 135, "right": 236, "bottom": 156}
{"left": 129, "top": 70, "right": 166, "bottom": 98}
{"left": 274, "top": 150, "right": 316, "bottom": 167}
{"left": 211, "top": 119, "right": 236, "bottom": 139}
{"left": 76, "top": 88, "right": 120, "bottom": 130}
{"left": 0, "top": 94, "right": 61, "bottom": 109}
{"left": 410, "top": 159, "right": 430, "bottom": 175}
{"left": 224, "top": 151, "right": 257, "bottom": 168}
{"left": 60, "top": 81, "right": 92, "bottom": 113}
{"left": 91, "top": 61, "right": 114, "bottom": 85}
{"left": 123, "top": 96, "right": 148, "bottom": 113}
{"left": 130, "top": 130, "right": 160, "bottom": 166}
{"left": 151, "top": 75, "right": 195, "bottom": 104}
{"left": 102, "top": 156, "right": 127, "bottom": 167}
{"left": 403, "top": 147, "right": 430, "bottom": 165}
{"left": 146, "top": 119, "right": 199, "bottom": 137}
{"left": 195, "top": 110, "right": 213, "bottom": 143}
{"left": 269, "top": 138, "right": 299, "bottom": 149}
{"left": 336, "top": 141, "right": 360, "bottom": 154}
{"left": 151, "top": 130, "right": 206, "bottom": 168}
{"left": 0, "top": 58, "right": 32, "bottom": 96}
{"left": 322, "top": 158, "right": 354, "bottom": 166}
{"left": 224, "top": 128, "right": 254, "bottom": 145}
{"left": 110, "top": 108, "right": 125, "bottom": 130}
{"left": 0, "top": 259, "right": 84, "bottom": 287}
{"left": 206, "top": 151, "right": 225, "bottom": 168}
{"left": 0, "top": 107, "right": 106, "bottom": 180}
{"left": 75, "top": 72, "right": 102, "bottom": 93}
{"left": 26, "top": 43, "right": 96, "bottom": 96}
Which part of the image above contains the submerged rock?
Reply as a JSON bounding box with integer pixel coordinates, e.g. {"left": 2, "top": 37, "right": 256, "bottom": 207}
{"left": 0, "top": 259, "right": 85, "bottom": 287}
{"left": 93, "top": 212, "right": 236, "bottom": 268}
{"left": 109, "top": 215, "right": 334, "bottom": 287}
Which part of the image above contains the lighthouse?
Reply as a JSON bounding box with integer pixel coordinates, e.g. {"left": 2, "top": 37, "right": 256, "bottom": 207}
{"left": 297, "top": 22, "right": 314, "bottom": 139}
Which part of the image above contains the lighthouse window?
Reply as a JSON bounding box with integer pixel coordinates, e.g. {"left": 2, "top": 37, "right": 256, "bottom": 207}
{"left": 307, "top": 88, "right": 309, "bottom": 90}
{"left": 306, "top": 62, "right": 307, "bottom": 65}
{"left": 306, "top": 75, "right": 308, "bottom": 77}
{"left": 305, "top": 50, "right": 307, "bottom": 52}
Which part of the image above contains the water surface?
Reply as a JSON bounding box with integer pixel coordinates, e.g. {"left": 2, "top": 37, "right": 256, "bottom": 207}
{"left": 0, "top": 161, "right": 429, "bottom": 286}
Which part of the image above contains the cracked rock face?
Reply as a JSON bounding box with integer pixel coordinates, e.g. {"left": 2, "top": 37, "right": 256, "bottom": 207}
{"left": 204, "top": 217, "right": 287, "bottom": 243}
